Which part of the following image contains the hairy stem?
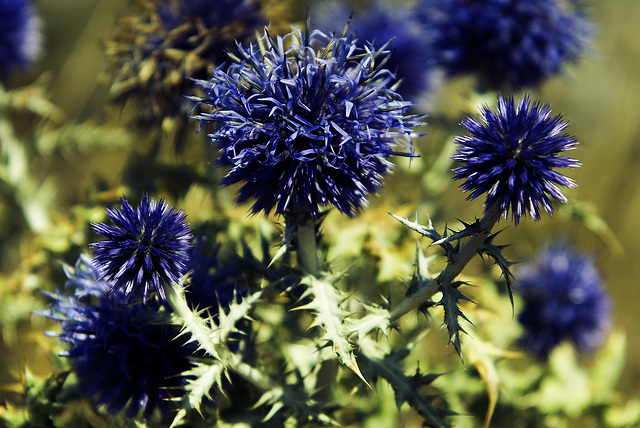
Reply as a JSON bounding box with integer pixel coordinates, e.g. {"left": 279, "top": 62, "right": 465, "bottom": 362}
{"left": 389, "top": 203, "right": 502, "bottom": 320}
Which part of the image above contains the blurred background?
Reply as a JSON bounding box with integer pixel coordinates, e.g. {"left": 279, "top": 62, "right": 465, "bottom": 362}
{"left": 1, "top": 0, "right": 639, "bottom": 421}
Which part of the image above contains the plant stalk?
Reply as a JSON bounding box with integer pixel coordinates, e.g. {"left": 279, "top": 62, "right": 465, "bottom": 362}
{"left": 389, "top": 203, "right": 502, "bottom": 320}
{"left": 295, "top": 214, "right": 320, "bottom": 276}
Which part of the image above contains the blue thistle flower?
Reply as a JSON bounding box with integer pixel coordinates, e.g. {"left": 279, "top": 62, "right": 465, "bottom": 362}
{"left": 417, "top": 0, "right": 593, "bottom": 89}
{"left": 516, "top": 244, "right": 611, "bottom": 359}
{"left": 42, "top": 255, "right": 197, "bottom": 420}
{"left": 185, "top": 234, "right": 250, "bottom": 314}
{"left": 451, "top": 95, "right": 579, "bottom": 225}
{"left": 193, "top": 27, "right": 422, "bottom": 218}
{"left": 0, "top": 0, "right": 41, "bottom": 77}
{"left": 91, "top": 194, "right": 193, "bottom": 304}
{"left": 105, "top": 0, "right": 266, "bottom": 124}
{"left": 314, "top": 0, "right": 432, "bottom": 100}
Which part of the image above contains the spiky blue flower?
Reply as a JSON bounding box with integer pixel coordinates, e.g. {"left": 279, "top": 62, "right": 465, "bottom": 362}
{"left": 91, "top": 194, "right": 193, "bottom": 304}
{"left": 0, "top": 0, "right": 41, "bottom": 77}
{"left": 193, "top": 27, "right": 422, "bottom": 218}
{"left": 42, "top": 255, "right": 197, "bottom": 420}
{"left": 452, "top": 95, "right": 579, "bottom": 225}
{"left": 314, "top": 0, "right": 432, "bottom": 100}
{"left": 516, "top": 244, "right": 611, "bottom": 359}
{"left": 105, "top": 0, "right": 266, "bottom": 124}
{"left": 417, "top": 0, "right": 593, "bottom": 89}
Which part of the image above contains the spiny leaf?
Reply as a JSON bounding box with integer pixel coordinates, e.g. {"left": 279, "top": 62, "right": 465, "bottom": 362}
{"left": 347, "top": 303, "right": 392, "bottom": 343}
{"left": 211, "top": 285, "right": 268, "bottom": 345}
{"left": 170, "top": 361, "right": 226, "bottom": 427}
{"left": 360, "top": 349, "right": 453, "bottom": 428}
{"left": 184, "top": 361, "right": 227, "bottom": 410}
{"left": 430, "top": 219, "right": 483, "bottom": 248}
{"left": 406, "top": 243, "right": 440, "bottom": 316}
{"left": 298, "top": 274, "right": 369, "bottom": 386}
{"left": 389, "top": 212, "right": 441, "bottom": 242}
{"left": 167, "top": 280, "right": 220, "bottom": 361}
{"left": 253, "top": 385, "right": 338, "bottom": 426}
{"left": 479, "top": 234, "right": 517, "bottom": 310}
{"left": 439, "top": 281, "right": 474, "bottom": 361}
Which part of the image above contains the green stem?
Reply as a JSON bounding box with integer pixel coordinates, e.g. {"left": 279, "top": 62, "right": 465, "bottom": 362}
{"left": 389, "top": 203, "right": 502, "bottom": 321}
{"left": 296, "top": 215, "right": 320, "bottom": 276}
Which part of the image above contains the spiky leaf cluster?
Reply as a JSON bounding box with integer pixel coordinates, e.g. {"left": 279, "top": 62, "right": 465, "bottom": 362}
{"left": 297, "top": 274, "right": 366, "bottom": 382}
{"left": 392, "top": 213, "right": 517, "bottom": 358}
{"left": 192, "top": 26, "right": 422, "bottom": 218}
{"left": 361, "top": 349, "right": 453, "bottom": 428}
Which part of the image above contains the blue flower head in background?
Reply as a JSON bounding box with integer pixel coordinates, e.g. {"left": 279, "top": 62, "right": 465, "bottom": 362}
{"left": 418, "top": 0, "right": 593, "bottom": 89}
{"left": 193, "top": 26, "right": 422, "bottom": 219}
{"left": 91, "top": 194, "right": 193, "bottom": 304}
{"left": 516, "top": 244, "right": 611, "bottom": 359}
{"left": 185, "top": 233, "right": 250, "bottom": 314}
{"left": 104, "top": 0, "right": 267, "bottom": 125}
{"left": 314, "top": 0, "right": 432, "bottom": 101}
{"left": 0, "top": 0, "right": 41, "bottom": 78}
{"left": 452, "top": 95, "right": 579, "bottom": 225}
{"left": 42, "top": 255, "right": 197, "bottom": 420}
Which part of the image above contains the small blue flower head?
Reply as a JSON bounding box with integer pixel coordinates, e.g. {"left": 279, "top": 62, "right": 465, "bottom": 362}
{"left": 516, "top": 244, "right": 611, "bottom": 359}
{"left": 314, "top": 0, "right": 432, "bottom": 100}
{"left": 418, "top": 0, "right": 593, "bottom": 89}
{"left": 193, "top": 27, "right": 422, "bottom": 218}
{"left": 43, "top": 255, "right": 197, "bottom": 420}
{"left": 105, "top": 0, "right": 266, "bottom": 124}
{"left": 452, "top": 95, "right": 580, "bottom": 225}
{"left": 0, "top": 0, "right": 41, "bottom": 77}
{"left": 91, "top": 194, "right": 193, "bottom": 304}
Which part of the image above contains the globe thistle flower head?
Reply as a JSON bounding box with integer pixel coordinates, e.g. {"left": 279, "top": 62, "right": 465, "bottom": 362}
{"left": 314, "top": 0, "right": 432, "bottom": 100}
{"left": 0, "top": 0, "right": 41, "bottom": 77}
{"left": 104, "top": 0, "right": 265, "bottom": 125}
{"left": 452, "top": 95, "right": 580, "bottom": 225}
{"left": 43, "top": 256, "right": 197, "bottom": 420}
{"left": 91, "top": 194, "right": 193, "bottom": 304}
{"left": 418, "top": 0, "right": 593, "bottom": 89}
{"left": 185, "top": 234, "right": 250, "bottom": 314}
{"left": 516, "top": 244, "right": 611, "bottom": 359}
{"left": 193, "top": 26, "right": 422, "bottom": 218}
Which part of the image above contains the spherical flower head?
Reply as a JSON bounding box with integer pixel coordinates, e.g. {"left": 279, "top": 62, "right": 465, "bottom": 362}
{"left": 0, "top": 0, "right": 41, "bottom": 77}
{"left": 91, "top": 194, "right": 193, "bottom": 304}
{"left": 314, "top": 0, "right": 432, "bottom": 101}
{"left": 418, "top": 0, "right": 593, "bottom": 89}
{"left": 193, "top": 27, "right": 422, "bottom": 218}
{"left": 452, "top": 95, "right": 580, "bottom": 225}
{"left": 104, "top": 0, "right": 266, "bottom": 125}
{"left": 43, "top": 256, "right": 197, "bottom": 420}
{"left": 516, "top": 244, "right": 611, "bottom": 359}
{"left": 185, "top": 234, "right": 250, "bottom": 313}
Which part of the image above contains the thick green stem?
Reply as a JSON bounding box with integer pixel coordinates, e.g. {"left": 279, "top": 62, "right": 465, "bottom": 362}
{"left": 389, "top": 203, "right": 502, "bottom": 321}
{"left": 296, "top": 215, "right": 320, "bottom": 276}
